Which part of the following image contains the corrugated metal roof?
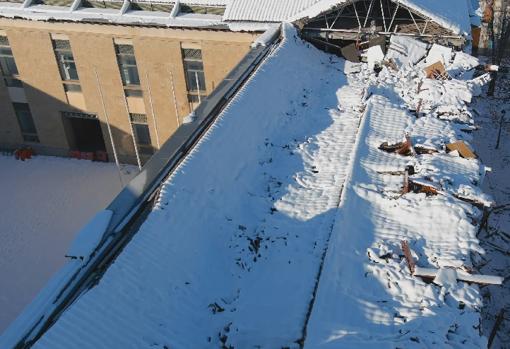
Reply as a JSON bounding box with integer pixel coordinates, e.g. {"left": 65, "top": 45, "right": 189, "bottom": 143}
{"left": 224, "top": 0, "right": 322, "bottom": 22}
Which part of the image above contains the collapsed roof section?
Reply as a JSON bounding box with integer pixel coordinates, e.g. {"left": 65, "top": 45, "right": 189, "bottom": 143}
{"left": 297, "top": 0, "right": 471, "bottom": 52}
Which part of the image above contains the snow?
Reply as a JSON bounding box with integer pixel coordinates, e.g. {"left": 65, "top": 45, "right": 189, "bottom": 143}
{"left": 0, "top": 155, "right": 135, "bottom": 334}
{"left": 30, "top": 24, "right": 367, "bottom": 349}
{"left": 365, "top": 45, "right": 384, "bottom": 70}
{"left": 386, "top": 35, "right": 428, "bottom": 68}
{"left": 16, "top": 30, "right": 496, "bottom": 349}
{"left": 398, "top": 0, "right": 472, "bottom": 36}
{"left": 304, "top": 39, "right": 492, "bottom": 348}
{"left": 251, "top": 24, "right": 280, "bottom": 48}
{"left": 433, "top": 268, "right": 458, "bottom": 287}
{"left": 426, "top": 43, "right": 453, "bottom": 65}
{"left": 471, "top": 63, "right": 510, "bottom": 348}
{"left": 65, "top": 210, "right": 113, "bottom": 261}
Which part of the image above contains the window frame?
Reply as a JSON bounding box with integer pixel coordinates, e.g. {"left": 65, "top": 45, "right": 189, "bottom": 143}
{"left": 129, "top": 113, "right": 153, "bottom": 155}
{"left": 53, "top": 39, "right": 80, "bottom": 82}
{"left": 182, "top": 48, "right": 207, "bottom": 111}
{"left": 13, "top": 102, "right": 39, "bottom": 143}
{"left": 115, "top": 44, "right": 141, "bottom": 88}
{"left": 0, "top": 37, "right": 23, "bottom": 88}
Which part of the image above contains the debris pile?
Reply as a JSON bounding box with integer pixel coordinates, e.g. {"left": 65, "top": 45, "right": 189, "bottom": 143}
{"left": 305, "top": 36, "right": 502, "bottom": 348}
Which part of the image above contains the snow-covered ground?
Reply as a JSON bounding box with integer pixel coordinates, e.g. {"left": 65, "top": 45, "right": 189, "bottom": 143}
{"left": 12, "top": 28, "right": 503, "bottom": 349}
{"left": 0, "top": 155, "right": 135, "bottom": 333}
{"left": 472, "top": 66, "right": 510, "bottom": 349}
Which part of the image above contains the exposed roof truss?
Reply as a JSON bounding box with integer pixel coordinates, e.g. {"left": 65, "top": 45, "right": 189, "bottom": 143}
{"left": 299, "top": 0, "right": 466, "bottom": 47}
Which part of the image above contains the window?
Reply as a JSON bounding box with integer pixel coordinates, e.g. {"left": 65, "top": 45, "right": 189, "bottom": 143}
{"left": 116, "top": 44, "right": 140, "bottom": 87}
{"left": 53, "top": 39, "right": 79, "bottom": 81}
{"left": 182, "top": 48, "right": 207, "bottom": 110}
{"left": 179, "top": 5, "right": 225, "bottom": 15}
{"left": 81, "top": 0, "right": 123, "bottom": 9}
{"left": 13, "top": 103, "right": 39, "bottom": 143}
{"left": 63, "top": 83, "right": 82, "bottom": 92}
{"left": 32, "top": 0, "right": 74, "bottom": 6}
{"left": 0, "top": 36, "right": 22, "bottom": 88}
{"left": 129, "top": 1, "right": 173, "bottom": 12}
{"left": 124, "top": 88, "right": 143, "bottom": 97}
{"left": 130, "top": 113, "right": 153, "bottom": 155}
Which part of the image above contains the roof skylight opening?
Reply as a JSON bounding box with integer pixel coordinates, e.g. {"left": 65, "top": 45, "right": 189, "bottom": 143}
{"left": 179, "top": 4, "right": 225, "bottom": 16}
{"left": 0, "top": 0, "right": 24, "bottom": 4}
{"left": 31, "top": 0, "right": 74, "bottom": 7}
{"left": 129, "top": 0, "right": 173, "bottom": 13}
{"left": 80, "top": 0, "right": 123, "bottom": 10}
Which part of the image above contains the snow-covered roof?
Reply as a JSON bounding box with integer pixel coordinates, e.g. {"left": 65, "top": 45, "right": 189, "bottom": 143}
{"left": 223, "top": 0, "right": 322, "bottom": 22}
{"left": 0, "top": 0, "right": 472, "bottom": 35}
{"left": 5, "top": 25, "right": 494, "bottom": 348}
{"left": 399, "top": 0, "right": 472, "bottom": 36}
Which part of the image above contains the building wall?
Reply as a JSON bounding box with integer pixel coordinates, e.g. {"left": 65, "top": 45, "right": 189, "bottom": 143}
{"left": 0, "top": 18, "right": 257, "bottom": 163}
{"left": 478, "top": 0, "right": 510, "bottom": 51}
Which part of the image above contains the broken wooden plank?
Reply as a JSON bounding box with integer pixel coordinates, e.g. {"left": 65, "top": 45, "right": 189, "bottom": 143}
{"left": 414, "top": 144, "right": 438, "bottom": 155}
{"left": 457, "top": 270, "right": 504, "bottom": 285}
{"left": 407, "top": 178, "right": 440, "bottom": 196}
{"left": 368, "top": 35, "right": 386, "bottom": 53}
{"left": 446, "top": 141, "right": 477, "bottom": 159}
{"left": 379, "top": 135, "right": 414, "bottom": 156}
{"left": 424, "top": 61, "right": 450, "bottom": 80}
{"left": 401, "top": 240, "right": 415, "bottom": 274}
{"left": 402, "top": 168, "right": 410, "bottom": 194}
{"left": 488, "top": 309, "right": 505, "bottom": 349}
{"left": 413, "top": 266, "right": 503, "bottom": 285}
{"left": 341, "top": 43, "right": 360, "bottom": 63}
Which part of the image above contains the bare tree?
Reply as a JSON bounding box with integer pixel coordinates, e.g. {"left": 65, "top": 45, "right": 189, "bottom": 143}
{"left": 488, "top": 0, "right": 510, "bottom": 96}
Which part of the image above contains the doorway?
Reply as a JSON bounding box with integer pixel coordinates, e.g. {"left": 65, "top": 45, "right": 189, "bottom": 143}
{"left": 63, "top": 112, "right": 106, "bottom": 152}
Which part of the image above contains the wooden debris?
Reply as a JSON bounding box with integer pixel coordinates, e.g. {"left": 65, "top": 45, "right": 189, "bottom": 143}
{"left": 488, "top": 309, "right": 505, "bottom": 349}
{"left": 415, "top": 98, "right": 423, "bottom": 116}
{"left": 383, "top": 59, "right": 398, "bottom": 71}
{"left": 413, "top": 267, "right": 503, "bottom": 285}
{"left": 376, "top": 170, "right": 406, "bottom": 175}
{"left": 368, "top": 35, "right": 386, "bottom": 53}
{"left": 450, "top": 192, "right": 492, "bottom": 209}
{"left": 341, "top": 43, "right": 360, "bottom": 63}
{"left": 401, "top": 240, "right": 415, "bottom": 274}
{"left": 401, "top": 240, "right": 503, "bottom": 286}
{"left": 403, "top": 175, "right": 439, "bottom": 196}
{"left": 379, "top": 135, "right": 414, "bottom": 156}
{"left": 402, "top": 168, "right": 410, "bottom": 194}
{"left": 424, "top": 61, "right": 450, "bottom": 80}
{"left": 409, "top": 180, "right": 439, "bottom": 195}
{"left": 446, "top": 141, "right": 477, "bottom": 159}
{"left": 477, "top": 207, "right": 491, "bottom": 236}
{"left": 414, "top": 145, "right": 438, "bottom": 155}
